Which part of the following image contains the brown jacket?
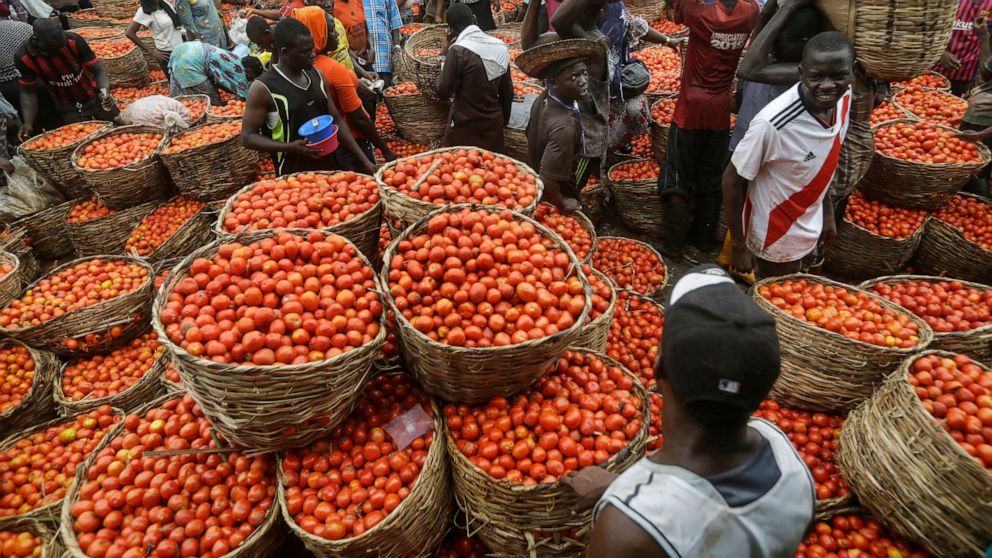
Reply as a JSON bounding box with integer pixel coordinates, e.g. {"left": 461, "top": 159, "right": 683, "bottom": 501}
{"left": 436, "top": 44, "right": 513, "bottom": 152}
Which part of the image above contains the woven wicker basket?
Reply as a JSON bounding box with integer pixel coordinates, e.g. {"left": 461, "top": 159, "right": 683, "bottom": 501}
{"left": 92, "top": 0, "right": 135, "bottom": 19}
{"left": 382, "top": 89, "right": 450, "bottom": 145}
{"left": 375, "top": 146, "right": 543, "bottom": 230}
{"left": 580, "top": 179, "right": 608, "bottom": 223}
{"left": 571, "top": 269, "right": 616, "bottom": 353}
{"left": 381, "top": 205, "right": 590, "bottom": 404}
{"left": 72, "top": 25, "right": 125, "bottom": 40}
{"left": 174, "top": 94, "right": 210, "bottom": 126}
{"left": 0, "top": 250, "right": 21, "bottom": 310}
{"left": 215, "top": 172, "right": 383, "bottom": 260}
{"left": 0, "top": 409, "right": 122, "bottom": 531}
{"left": 159, "top": 123, "right": 259, "bottom": 202}
{"left": 829, "top": 119, "right": 874, "bottom": 199}
{"left": 0, "top": 518, "right": 64, "bottom": 558}
{"left": 447, "top": 350, "right": 648, "bottom": 557}
{"left": 860, "top": 275, "right": 992, "bottom": 363}
{"left": 0, "top": 226, "right": 38, "bottom": 287}
{"left": 93, "top": 38, "right": 150, "bottom": 88}
{"left": 127, "top": 202, "right": 216, "bottom": 264}
{"left": 815, "top": 0, "right": 958, "bottom": 82}
{"left": 54, "top": 348, "right": 168, "bottom": 415}
{"left": 860, "top": 119, "right": 991, "bottom": 210}
{"left": 278, "top": 400, "right": 453, "bottom": 558}
{"left": 593, "top": 236, "right": 668, "bottom": 301}
{"left": 134, "top": 32, "right": 157, "bottom": 69}
{"left": 66, "top": 200, "right": 157, "bottom": 257}
{"left": 0, "top": 339, "right": 58, "bottom": 435}
{"left": 752, "top": 274, "right": 934, "bottom": 413}
{"left": 503, "top": 126, "right": 528, "bottom": 162}
{"left": 19, "top": 122, "right": 112, "bottom": 200}
{"left": 606, "top": 158, "right": 662, "bottom": 234}
{"left": 405, "top": 25, "right": 447, "bottom": 101}
{"left": 914, "top": 194, "right": 992, "bottom": 283}
{"left": 893, "top": 70, "right": 952, "bottom": 93}
{"left": 625, "top": 0, "right": 664, "bottom": 25}
{"left": 151, "top": 229, "right": 386, "bottom": 451}
{"left": 823, "top": 216, "right": 925, "bottom": 280}
{"left": 649, "top": 96, "right": 676, "bottom": 163}
{"left": 65, "top": 9, "right": 116, "bottom": 28}
{"left": 489, "top": 24, "right": 521, "bottom": 48}
{"left": 71, "top": 124, "right": 172, "bottom": 211}
{"left": 838, "top": 350, "right": 992, "bottom": 557}
{"left": 0, "top": 255, "right": 154, "bottom": 357}
{"left": 11, "top": 200, "right": 75, "bottom": 260}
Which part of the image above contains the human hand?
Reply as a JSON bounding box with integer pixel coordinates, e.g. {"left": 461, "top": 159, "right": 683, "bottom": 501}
{"left": 99, "top": 92, "right": 115, "bottom": 112}
{"left": 940, "top": 51, "right": 962, "bottom": 71}
{"left": 958, "top": 130, "right": 986, "bottom": 142}
{"left": 382, "top": 146, "right": 397, "bottom": 162}
{"left": 818, "top": 214, "right": 837, "bottom": 250}
{"left": 560, "top": 467, "right": 617, "bottom": 513}
{"left": 17, "top": 124, "right": 33, "bottom": 142}
{"left": 730, "top": 243, "right": 754, "bottom": 275}
{"left": 153, "top": 50, "right": 169, "bottom": 63}
{"left": 287, "top": 138, "right": 321, "bottom": 159}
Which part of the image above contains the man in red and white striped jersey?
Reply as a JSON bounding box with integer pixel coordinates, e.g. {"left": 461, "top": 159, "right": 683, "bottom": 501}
{"left": 722, "top": 31, "right": 853, "bottom": 279}
{"left": 934, "top": 0, "right": 992, "bottom": 97}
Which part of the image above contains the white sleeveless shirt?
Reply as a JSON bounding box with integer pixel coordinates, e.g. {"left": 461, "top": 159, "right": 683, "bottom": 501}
{"left": 594, "top": 418, "right": 815, "bottom": 558}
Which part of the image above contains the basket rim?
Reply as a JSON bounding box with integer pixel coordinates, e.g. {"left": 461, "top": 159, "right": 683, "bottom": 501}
{"left": 380, "top": 203, "right": 592, "bottom": 358}
{"left": 606, "top": 157, "right": 661, "bottom": 184}
{"left": 0, "top": 249, "right": 22, "bottom": 284}
{"left": 127, "top": 200, "right": 213, "bottom": 261}
{"left": 53, "top": 341, "right": 168, "bottom": 411}
{"left": 648, "top": 94, "right": 678, "bottom": 127}
{"left": 535, "top": 201, "right": 597, "bottom": 263}
{"left": 593, "top": 235, "right": 668, "bottom": 300}
{"left": 871, "top": 118, "right": 992, "bottom": 169}
{"left": 0, "top": 254, "right": 153, "bottom": 336}
{"left": 928, "top": 191, "right": 992, "bottom": 255}
{"left": 752, "top": 273, "right": 936, "bottom": 354}
{"left": 858, "top": 274, "right": 992, "bottom": 340}
{"left": 404, "top": 24, "right": 448, "bottom": 66}
{"left": 839, "top": 211, "right": 927, "bottom": 243}
{"left": 159, "top": 120, "right": 242, "bottom": 157}
{"left": 891, "top": 70, "right": 952, "bottom": 91}
{"left": 69, "top": 123, "right": 169, "bottom": 173}
{"left": 18, "top": 121, "right": 113, "bottom": 154}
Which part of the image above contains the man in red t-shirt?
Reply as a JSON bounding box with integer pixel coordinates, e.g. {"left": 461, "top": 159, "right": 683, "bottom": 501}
{"left": 658, "top": 0, "right": 758, "bottom": 261}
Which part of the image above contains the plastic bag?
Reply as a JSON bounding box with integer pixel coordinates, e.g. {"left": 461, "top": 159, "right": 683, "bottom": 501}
{"left": 229, "top": 17, "right": 250, "bottom": 47}
{"left": 0, "top": 157, "right": 64, "bottom": 222}
{"left": 20, "top": 0, "right": 52, "bottom": 19}
{"left": 383, "top": 404, "right": 433, "bottom": 450}
{"left": 119, "top": 95, "right": 193, "bottom": 129}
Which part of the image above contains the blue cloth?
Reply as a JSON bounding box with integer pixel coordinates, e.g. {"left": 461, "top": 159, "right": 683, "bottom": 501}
{"left": 362, "top": 0, "right": 402, "bottom": 73}
{"left": 599, "top": 2, "right": 628, "bottom": 98}
{"left": 175, "top": 0, "right": 228, "bottom": 49}
{"left": 169, "top": 41, "right": 248, "bottom": 98}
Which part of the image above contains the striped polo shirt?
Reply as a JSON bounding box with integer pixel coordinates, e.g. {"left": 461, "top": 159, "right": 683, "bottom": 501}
{"left": 934, "top": 0, "right": 992, "bottom": 82}
{"left": 15, "top": 32, "right": 100, "bottom": 106}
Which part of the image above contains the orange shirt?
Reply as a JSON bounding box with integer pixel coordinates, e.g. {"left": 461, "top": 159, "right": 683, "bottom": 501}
{"left": 314, "top": 54, "right": 367, "bottom": 138}
{"left": 334, "top": 0, "right": 367, "bottom": 56}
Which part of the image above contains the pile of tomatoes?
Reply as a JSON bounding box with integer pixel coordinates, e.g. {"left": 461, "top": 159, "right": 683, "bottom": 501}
{"left": 255, "top": 157, "right": 275, "bottom": 181}
{"left": 75, "top": 27, "right": 122, "bottom": 40}
{"left": 0, "top": 259, "right": 148, "bottom": 330}
{"left": 533, "top": 203, "right": 593, "bottom": 261}
{"left": 630, "top": 134, "right": 653, "bottom": 159}
{"left": 222, "top": 171, "right": 379, "bottom": 233}
{"left": 758, "top": 279, "right": 924, "bottom": 349}
{"left": 76, "top": 131, "right": 163, "bottom": 170}
{"left": 844, "top": 191, "right": 927, "bottom": 239}
{"left": 646, "top": 393, "right": 663, "bottom": 451}
{"left": 608, "top": 160, "right": 660, "bottom": 182}
{"left": 22, "top": 122, "right": 105, "bottom": 151}
{"left": 513, "top": 81, "right": 543, "bottom": 98}
{"left": 60, "top": 331, "right": 164, "bottom": 402}
{"left": 162, "top": 121, "right": 240, "bottom": 154}
{"left": 895, "top": 87, "right": 966, "bottom": 127}
{"left": 67, "top": 198, "right": 115, "bottom": 224}
{"left": 385, "top": 82, "right": 420, "bottom": 96}
{"left": 909, "top": 353, "right": 992, "bottom": 469}
{"left": 158, "top": 230, "right": 382, "bottom": 365}
{"left": 794, "top": 515, "right": 929, "bottom": 558}
{"left": 208, "top": 99, "right": 246, "bottom": 118}
{"left": 869, "top": 102, "right": 908, "bottom": 127}
{"left": 125, "top": 197, "right": 205, "bottom": 256}
{"left": 90, "top": 38, "right": 135, "bottom": 58}
{"left": 377, "top": 139, "right": 429, "bottom": 161}
{"left": 282, "top": 374, "right": 433, "bottom": 540}
{"left": 650, "top": 18, "right": 686, "bottom": 35}
{"left": 752, "top": 400, "right": 849, "bottom": 501}
{"left": 61, "top": 317, "right": 140, "bottom": 353}
{"left": 893, "top": 72, "right": 949, "bottom": 91}
{"left": 933, "top": 194, "right": 992, "bottom": 250}
{"left": 604, "top": 290, "right": 663, "bottom": 388}
{"left": 0, "top": 529, "right": 43, "bottom": 557}
{"left": 630, "top": 47, "right": 681, "bottom": 93}
{"left": 381, "top": 149, "right": 538, "bottom": 209}
{"left": 386, "top": 208, "right": 587, "bottom": 347}
{"left": 445, "top": 350, "right": 644, "bottom": 484}
{"left": 112, "top": 83, "right": 168, "bottom": 101}
{"left": 0, "top": 261, "right": 12, "bottom": 281}
{"left": 875, "top": 121, "right": 983, "bottom": 164}
{"left": 376, "top": 104, "right": 396, "bottom": 137}
{"left": 163, "top": 361, "right": 180, "bottom": 386}
{"left": 651, "top": 97, "right": 676, "bottom": 126}
{"left": 871, "top": 279, "right": 991, "bottom": 334}
{"left": 0, "top": 405, "right": 118, "bottom": 518}
{"left": 68, "top": 395, "right": 277, "bottom": 558}
{"left": 0, "top": 344, "right": 36, "bottom": 414}
{"left": 148, "top": 69, "right": 166, "bottom": 82}
{"left": 179, "top": 97, "right": 208, "bottom": 123}
{"left": 592, "top": 237, "right": 666, "bottom": 296}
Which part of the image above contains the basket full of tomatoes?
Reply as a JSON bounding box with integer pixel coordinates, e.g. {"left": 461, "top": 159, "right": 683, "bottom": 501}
{"left": 591, "top": 236, "right": 667, "bottom": 301}
{"left": 383, "top": 82, "right": 450, "bottom": 145}
{"left": 403, "top": 25, "right": 447, "bottom": 101}
{"left": 753, "top": 275, "right": 934, "bottom": 413}
{"left": 0, "top": 338, "right": 59, "bottom": 435}
{"left": 862, "top": 275, "right": 992, "bottom": 363}
{"left": 824, "top": 191, "right": 928, "bottom": 280}
{"left": 649, "top": 95, "right": 677, "bottom": 163}
{"left": 278, "top": 373, "right": 453, "bottom": 558}
{"left": 70, "top": 124, "right": 172, "bottom": 211}
{"left": 570, "top": 267, "right": 617, "bottom": 354}
{"left": 0, "top": 518, "right": 63, "bottom": 558}
{"left": 65, "top": 197, "right": 158, "bottom": 258}
{"left": 124, "top": 196, "right": 213, "bottom": 264}
{"left": 152, "top": 229, "right": 386, "bottom": 451}
{"left": 892, "top": 70, "right": 952, "bottom": 93}
{"left": 443, "top": 349, "right": 648, "bottom": 557}
{"left": 862, "top": 119, "right": 990, "bottom": 211}
{"left": 914, "top": 192, "right": 992, "bottom": 282}
{"left": 0, "top": 251, "right": 21, "bottom": 310}
{"left": 89, "top": 37, "right": 149, "bottom": 88}
{"left": 793, "top": 514, "right": 931, "bottom": 558}
{"left": 12, "top": 198, "right": 77, "bottom": 260}
{"left": 18, "top": 121, "right": 111, "bottom": 200}
{"left": 160, "top": 121, "right": 260, "bottom": 203}
{"left": 605, "top": 159, "right": 663, "bottom": 234}
{"left": 381, "top": 205, "right": 591, "bottom": 404}
{"left": 532, "top": 202, "right": 597, "bottom": 264}
{"left": 838, "top": 351, "right": 992, "bottom": 557}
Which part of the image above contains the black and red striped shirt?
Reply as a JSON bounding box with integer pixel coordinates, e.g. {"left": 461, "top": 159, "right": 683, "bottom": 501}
{"left": 15, "top": 32, "right": 100, "bottom": 106}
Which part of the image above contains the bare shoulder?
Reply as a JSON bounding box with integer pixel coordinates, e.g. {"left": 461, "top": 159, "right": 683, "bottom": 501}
{"left": 587, "top": 504, "right": 670, "bottom": 558}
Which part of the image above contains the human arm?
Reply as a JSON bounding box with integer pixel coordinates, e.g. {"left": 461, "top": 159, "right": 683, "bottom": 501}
{"left": 240, "top": 80, "right": 320, "bottom": 157}
{"left": 434, "top": 0, "right": 445, "bottom": 24}
{"left": 15, "top": 54, "right": 38, "bottom": 140}
{"left": 498, "top": 67, "right": 513, "bottom": 126}
{"left": 244, "top": 7, "right": 281, "bottom": 19}
{"left": 722, "top": 162, "right": 753, "bottom": 272}
{"left": 723, "top": 118, "right": 776, "bottom": 272}
{"left": 958, "top": 125, "right": 992, "bottom": 141}
{"left": 435, "top": 44, "right": 459, "bottom": 100}
{"left": 520, "top": 0, "right": 543, "bottom": 49}
{"left": 550, "top": 0, "right": 595, "bottom": 40}
{"left": 175, "top": 0, "right": 201, "bottom": 40}
{"left": 127, "top": 20, "right": 168, "bottom": 63}
{"left": 819, "top": 189, "right": 835, "bottom": 249}
{"left": 323, "top": 85, "right": 376, "bottom": 173}
{"left": 560, "top": 467, "right": 617, "bottom": 512}
{"left": 977, "top": 13, "right": 992, "bottom": 81}
{"left": 737, "top": 0, "right": 807, "bottom": 85}
{"left": 587, "top": 505, "right": 670, "bottom": 558}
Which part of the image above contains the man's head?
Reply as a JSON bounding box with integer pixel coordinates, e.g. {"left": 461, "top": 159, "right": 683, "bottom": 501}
{"left": 799, "top": 31, "right": 855, "bottom": 112}
{"left": 772, "top": 6, "right": 824, "bottom": 64}
{"left": 32, "top": 19, "right": 66, "bottom": 56}
{"left": 548, "top": 57, "right": 589, "bottom": 102}
{"left": 445, "top": 3, "right": 475, "bottom": 36}
{"left": 578, "top": 0, "right": 608, "bottom": 30}
{"left": 656, "top": 265, "right": 781, "bottom": 430}
{"left": 246, "top": 16, "right": 273, "bottom": 51}
{"left": 274, "top": 17, "right": 316, "bottom": 70}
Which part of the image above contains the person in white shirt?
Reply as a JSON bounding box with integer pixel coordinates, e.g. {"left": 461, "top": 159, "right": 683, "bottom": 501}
{"left": 126, "top": 0, "right": 185, "bottom": 76}
{"left": 563, "top": 265, "right": 815, "bottom": 558}
{"left": 723, "top": 31, "right": 855, "bottom": 279}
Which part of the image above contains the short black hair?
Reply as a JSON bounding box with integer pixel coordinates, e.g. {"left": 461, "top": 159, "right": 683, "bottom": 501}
{"left": 802, "top": 31, "right": 855, "bottom": 64}
{"left": 445, "top": 3, "right": 473, "bottom": 34}
{"left": 32, "top": 18, "right": 63, "bottom": 42}
{"left": 684, "top": 401, "right": 753, "bottom": 430}
{"left": 273, "top": 16, "right": 311, "bottom": 51}
{"left": 242, "top": 55, "right": 264, "bottom": 76}
{"left": 246, "top": 15, "right": 271, "bottom": 39}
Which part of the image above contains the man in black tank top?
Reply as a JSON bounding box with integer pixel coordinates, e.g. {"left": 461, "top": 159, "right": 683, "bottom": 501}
{"left": 241, "top": 18, "right": 376, "bottom": 176}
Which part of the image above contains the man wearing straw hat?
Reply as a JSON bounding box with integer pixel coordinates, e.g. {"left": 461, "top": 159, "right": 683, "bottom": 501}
{"left": 517, "top": 39, "right": 604, "bottom": 212}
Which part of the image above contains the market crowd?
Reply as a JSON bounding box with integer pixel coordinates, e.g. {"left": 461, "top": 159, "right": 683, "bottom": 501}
{"left": 0, "top": 0, "right": 990, "bottom": 555}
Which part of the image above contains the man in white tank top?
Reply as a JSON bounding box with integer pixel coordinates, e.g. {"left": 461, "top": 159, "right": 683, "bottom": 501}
{"left": 563, "top": 265, "right": 815, "bottom": 557}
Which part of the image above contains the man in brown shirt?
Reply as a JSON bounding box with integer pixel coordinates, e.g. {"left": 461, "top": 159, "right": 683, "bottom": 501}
{"left": 436, "top": 3, "right": 513, "bottom": 152}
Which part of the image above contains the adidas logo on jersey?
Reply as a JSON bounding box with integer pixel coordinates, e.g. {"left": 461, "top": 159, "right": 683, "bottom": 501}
{"left": 803, "top": 151, "right": 816, "bottom": 162}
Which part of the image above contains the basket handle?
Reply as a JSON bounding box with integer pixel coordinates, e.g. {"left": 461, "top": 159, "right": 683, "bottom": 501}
{"left": 410, "top": 158, "right": 443, "bottom": 193}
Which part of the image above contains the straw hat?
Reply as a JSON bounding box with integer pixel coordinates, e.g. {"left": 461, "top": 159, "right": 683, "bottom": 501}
{"left": 516, "top": 38, "right": 605, "bottom": 80}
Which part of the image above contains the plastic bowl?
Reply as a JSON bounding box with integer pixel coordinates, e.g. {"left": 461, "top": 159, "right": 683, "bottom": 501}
{"left": 308, "top": 125, "right": 339, "bottom": 156}
{"left": 298, "top": 115, "right": 335, "bottom": 143}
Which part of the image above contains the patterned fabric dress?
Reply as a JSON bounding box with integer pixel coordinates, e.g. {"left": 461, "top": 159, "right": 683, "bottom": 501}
{"left": 175, "top": 0, "right": 228, "bottom": 48}
{"left": 168, "top": 41, "right": 248, "bottom": 104}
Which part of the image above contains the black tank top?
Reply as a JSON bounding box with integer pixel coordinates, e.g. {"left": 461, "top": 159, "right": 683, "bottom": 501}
{"left": 257, "top": 65, "right": 337, "bottom": 175}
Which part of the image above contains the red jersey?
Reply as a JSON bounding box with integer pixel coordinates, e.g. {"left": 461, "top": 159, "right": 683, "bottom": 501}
{"left": 673, "top": 0, "right": 758, "bottom": 130}
{"left": 933, "top": 0, "right": 992, "bottom": 82}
